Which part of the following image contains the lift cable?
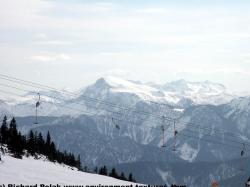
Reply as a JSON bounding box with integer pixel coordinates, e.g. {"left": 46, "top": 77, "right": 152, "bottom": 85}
{"left": 0, "top": 83, "right": 249, "bottom": 148}
{"left": 0, "top": 75, "right": 246, "bottom": 141}
{"left": 0, "top": 90, "right": 248, "bottom": 152}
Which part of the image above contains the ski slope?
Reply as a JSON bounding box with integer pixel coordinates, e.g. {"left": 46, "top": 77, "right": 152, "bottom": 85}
{"left": 0, "top": 154, "right": 136, "bottom": 185}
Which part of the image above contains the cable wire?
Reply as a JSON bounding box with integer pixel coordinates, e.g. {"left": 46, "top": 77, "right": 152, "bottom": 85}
{"left": 0, "top": 89, "right": 248, "bottom": 152}
{"left": 0, "top": 75, "right": 247, "bottom": 142}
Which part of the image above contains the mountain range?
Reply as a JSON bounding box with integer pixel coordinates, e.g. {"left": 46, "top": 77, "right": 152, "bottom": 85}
{"left": 1, "top": 76, "right": 250, "bottom": 186}
{"left": 0, "top": 76, "right": 237, "bottom": 117}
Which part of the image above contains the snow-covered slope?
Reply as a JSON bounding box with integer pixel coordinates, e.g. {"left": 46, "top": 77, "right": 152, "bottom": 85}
{"left": 222, "top": 96, "right": 250, "bottom": 134}
{"left": 0, "top": 154, "right": 135, "bottom": 185}
{"left": 161, "top": 79, "right": 234, "bottom": 105}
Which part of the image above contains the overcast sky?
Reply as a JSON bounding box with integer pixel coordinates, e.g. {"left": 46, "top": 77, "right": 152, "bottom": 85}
{"left": 1, "top": 0, "right": 250, "bottom": 93}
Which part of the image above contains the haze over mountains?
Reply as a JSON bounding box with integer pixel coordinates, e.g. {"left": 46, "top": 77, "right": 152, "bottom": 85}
{"left": 1, "top": 76, "right": 250, "bottom": 186}
{"left": 0, "top": 76, "right": 239, "bottom": 117}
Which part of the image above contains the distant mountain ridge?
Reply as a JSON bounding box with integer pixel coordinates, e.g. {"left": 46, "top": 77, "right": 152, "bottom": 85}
{"left": 0, "top": 76, "right": 237, "bottom": 105}
{"left": 89, "top": 76, "right": 235, "bottom": 105}
{"left": 0, "top": 76, "right": 238, "bottom": 118}
{"left": 0, "top": 76, "right": 250, "bottom": 186}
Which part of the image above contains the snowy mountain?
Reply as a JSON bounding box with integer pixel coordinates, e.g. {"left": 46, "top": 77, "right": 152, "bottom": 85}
{"left": 14, "top": 101, "right": 249, "bottom": 166}
{"left": 9, "top": 98, "right": 250, "bottom": 186}
{"left": 0, "top": 76, "right": 247, "bottom": 166}
{"left": 161, "top": 79, "right": 234, "bottom": 105}
{"left": 222, "top": 96, "right": 250, "bottom": 135}
{"left": 0, "top": 76, "right": 237, "bottom": 117}
{"left": 0, "top": 154, "right": 136, "bottom": 185}
{"left": 82, "top": 76, "right": 235, "bottom": 106}
{"left": 0, "top": 76, "right": 249, "bottom": 186}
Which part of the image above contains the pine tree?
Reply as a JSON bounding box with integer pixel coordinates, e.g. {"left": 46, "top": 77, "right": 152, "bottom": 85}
{"left": 120, "top": 172, "right": 127, "bottom": 181}
{"left": 37, "top": 132, "right": 45, "bottom": 154}
{"left": 8, "top": 118, "right": 23, "bottom": 158}
{"left": 8, "top": 118, "right": 17, "bottom": 152}
{"left": 102, "top": 166, "right": 108, "bottom": 176}
{"left": 27, "top": 130, "right": 36, "bottom": 156}
{"left": 0, "top": 116, "right": 83, "bottom": 170}
{"left": 45, "top": 131, "right": 51, "bottom": 155}
{"left": 14, "top": 132, "right": 24, "bottom": 158}
{"left": 99, "top": 166, "right": 108, "bottom": 176}
{"left": 76, "top": 154, "right": 81, "bottom": 170}
{"left": 48, "top": 141, "right": 56, "bottom": 161}
{"left": 128, "top": 173, "right": 136, "bottom": 182}
{"left": 34, "top": 131, "right": 38, "bottom": 153}
{"left": 46, "top": 131, "right": 51, "bottom": 145}
{"left": 8, "top": 118, "right": 17, "bottom": 143}
{"left": 0, "top": 116, "right": 8, "bottom": 144}
{"left": 109, "top": 168, "right": 118, "bottom": 178}
{"left": 94, "top": 167, "right": 98, "bottom": 173}
{"left": 98, "top": 167, "right": 103, "bottom": 175}
{"left": 9, "top": 117, "right": 16, "bottom": 130}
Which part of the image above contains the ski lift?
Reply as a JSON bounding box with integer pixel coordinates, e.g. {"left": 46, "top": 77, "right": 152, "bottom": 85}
{"left": 160, "top": 115, "right": 168, "bottom": 148}
{"left": 241, "top": 143, "right": 245, "bottom": 157}
{"left": 240, "top": 143, "right": 246, "bottom": 172}
{"left": 174, "top": 130, "right": 178, "bottom": 136}
{"left": 173, "top": 121, "right": 178, "bottom": 152}
{"left": 34, "top": 93, "right": 41, "bottom": 124}
{"left": 111, "top": 117, "right": 120, "bottom": 130}
{"left": 161, "top": 125, "right": 166, "bottom": 148}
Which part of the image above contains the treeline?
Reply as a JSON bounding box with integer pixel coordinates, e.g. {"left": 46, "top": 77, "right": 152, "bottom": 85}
{"left": 0, "top": 116, "right": 81, "bottom": 169}
{"left": 94, "top": 166, "right": 136, "bottom": 182}
{"left": 0, "top": 116, "right": 136, "bottom": 183}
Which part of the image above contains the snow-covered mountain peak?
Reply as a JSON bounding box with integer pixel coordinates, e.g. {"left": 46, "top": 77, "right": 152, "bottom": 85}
{"left": 92, "top": 76, "right": 179, "bottom": 104}
{"left": 88, "top": 76, "right": 235, "bottom": 105}
{"left": 162, "top": 79, "right": 226, "bottom": 95}
{"left": 100, "top": 76, "right": 146, "bottom": 89}
{"left": 0, "top": 76, "right": 240, "bottom": 118}
{"left": 105, "top": 76, "right": 157, "bottom": 92}
{"left": 98, "top": 76, "right": 228, "bottom": 96}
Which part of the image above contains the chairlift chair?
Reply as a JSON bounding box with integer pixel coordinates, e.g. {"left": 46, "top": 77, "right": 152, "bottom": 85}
{"left": 34, "top": 93, "right": 41, "bottom": 124}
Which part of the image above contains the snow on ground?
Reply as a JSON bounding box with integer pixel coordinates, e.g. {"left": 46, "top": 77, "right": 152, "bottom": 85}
{"left": 156, "top": 168, "right": 175, "bottom": 187}
{"left": 106, "top": 76, "right": 179, "bottom": 103}
{"left": 178, "top": 143, "right": 199, "bottom": 162}
{"left": 0, "top": 154, "right": 136, "bottom": 185}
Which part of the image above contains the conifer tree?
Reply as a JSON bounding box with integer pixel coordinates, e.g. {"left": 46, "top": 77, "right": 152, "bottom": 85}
{"left": 76, "top": 154, "right": 81, "bottom": 170}
{"left": 99, "top": 166, "right": 107, "bottom": 175}
{"left": 120, "top": 172, "right": 127, "bottom": 181}
{"left": 37, "top": 132, "right": 45, "bottom": 154}
{"left": 109, "top": 168, "right": 118, "bottom": 178}
{"left": 8, "top": 118, "right": 22, "bottom": 158}
{"left": 48, "top": 141, "right": 56, "bottom": 161}
{"left": 0, "top": 116, "right": 83, "bottom": 170}
{"left": 104, "top": 166, "right": 108, "bottom": 175}
{"left": 45, "top": 131, "right": 51, "bottom": 155}
{"left": 94, "top": 167, "right": 98, "bottom": 173}
{"left": 128, "top": 173, "right": 136, "bottom": 182}
{"left": 27, "top": 130, "right": 36, "bottom": 156}
{"left": 46, "top": 131, "right": 51, "bottom": 145}
{"left": 0, "top": 116, "right": 8, "bottom": 144}
{"left": 13, "top": 132, "right": 24, "bottom": 158}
